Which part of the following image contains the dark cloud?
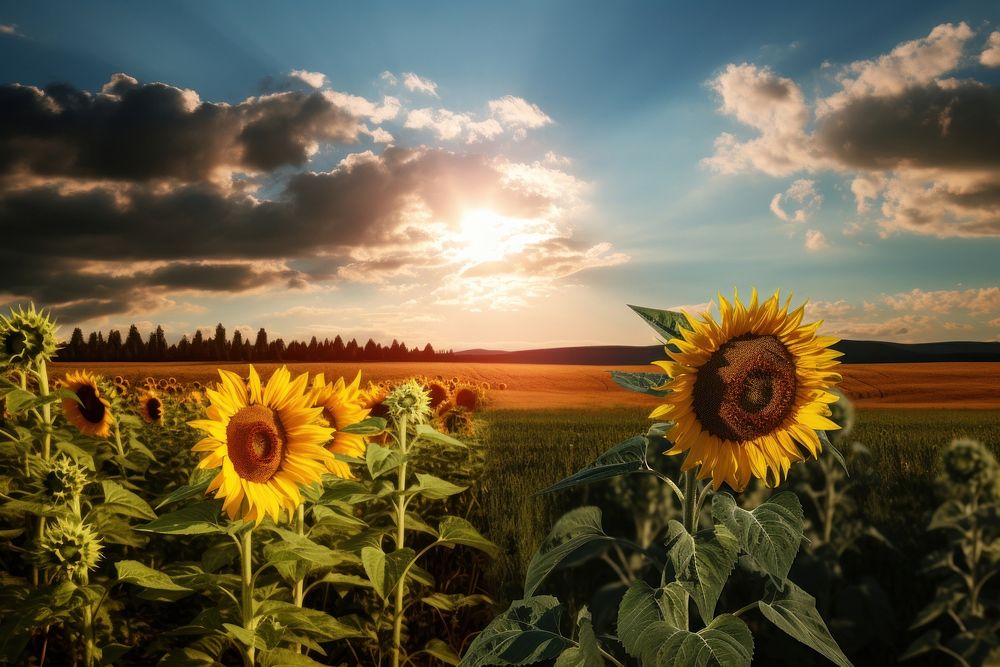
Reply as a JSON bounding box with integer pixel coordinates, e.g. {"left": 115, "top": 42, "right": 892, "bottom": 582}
{"left": 0, "top": 73, "right": 361, "bottom": 182}
{"left": 815, "top": 82, "right": 1000, "bottom": 171}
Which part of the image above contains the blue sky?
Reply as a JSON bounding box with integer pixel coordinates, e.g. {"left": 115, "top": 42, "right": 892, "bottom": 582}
{"left": 1, "top": 1, "right": 998, "bottom": 348}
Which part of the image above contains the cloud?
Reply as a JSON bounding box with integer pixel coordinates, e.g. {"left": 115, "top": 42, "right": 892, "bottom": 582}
{"left": 982, "top": 31, "right": 1000, "bottom": 67}
{"left": 0, "top": 24, "right": 21, "bottom": 37}
{"left": 706, "top": 23, "right": 1000, "bottom": 238}
{"left": 770, "top": 178, "right": 821, "bottom": 222}
{"left": 0, "top": 73, "right": 363, "bottom": 183}
{"left": 321, "top": 90, "right": 400, "bottom": 123}
{"left": 404, "top": 107, "right": 470, "bottom": 140}
{"left": 942, "top": 321, "right": 974, "bottom": 331}
{"left": 402, "top": 72, "right": 439, "bottom": 97}
{"left": 804, "top": 229, "right": 827, "bottom": 251}
{"left": 806, "top": 299, "right": 852, "bottom": 318}
{"left": 989, "top": 316, "right": 1000, "bottom": 328}
{"left": 379, "top": 71, "right": 398, "bottom": 86}
{"left": 488, "top": 95, "right": 553, "bottom": 133}
{"left": 882, "top": 286, "right": 1000, "bottom": 315}
{"left": 822, "top": 314, "right": 935, "bottom": 340}
{"left": 289, "top": 69, "right": 326, "bottom": 88}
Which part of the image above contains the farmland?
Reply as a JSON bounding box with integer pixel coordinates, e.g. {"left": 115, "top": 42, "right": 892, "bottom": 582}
{"left": 48, "top": 360, "right": 1000, "bottom": 410}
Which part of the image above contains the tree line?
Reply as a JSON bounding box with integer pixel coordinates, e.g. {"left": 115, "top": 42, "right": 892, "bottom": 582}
{"left": 56, "top": 323, "right": 452, "bottom": 363}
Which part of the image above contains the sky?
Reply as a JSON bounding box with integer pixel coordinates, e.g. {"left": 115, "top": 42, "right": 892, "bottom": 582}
{"left": 1, "top": 1, "right": 999, "bottom": 350}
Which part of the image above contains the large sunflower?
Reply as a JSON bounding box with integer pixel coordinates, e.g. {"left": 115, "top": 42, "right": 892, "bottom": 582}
{"left": 61, "top": 371, "right": 114, "bottom": 438}
{"left": 650, "top": 289, "right": 842, "bottom": 491}
{"left": 309, "top": 371, "right": 370, "bottom": 479}
{"left": 189, "top": 366, "right": 335, "bottom": 524}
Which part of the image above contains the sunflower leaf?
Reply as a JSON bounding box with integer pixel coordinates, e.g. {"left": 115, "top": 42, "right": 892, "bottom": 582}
{"left": 94, "top": 480, "right": 157, "bottom": 521}
{"left": 554, "top": 607, "right": 602, "bottom": 667}
{"left": 155, "top": 469, "right": 216, "bottom": 510}
{"left": 524, "top": 507, "right": 615, "bottom": 597}
{"left": 617, "top": 580, "right": 688, "bottom": 657}
{"left": 115, "top": 560, "right": 192, "bottom": 594}
{"left": 366, "top": 442, "right": 402, "bottom": 479}
{"left": 665, "top": 520, "right": 739, "bottom": 625}
{"left": 537, "top": 436, "right": 649, "bottom": 495}
{"left": 627, "top": 304, "right": 691, "bottom": 342}
{"left": 409, "top": 473, "right": 467, "bottom": 500}
{"left": 340, "top": 416, "right": 386, "bottom": 435}
{"left": 758, "top": 580, "right": 853, "bottom": 667}
{"left": 413, "top": 423, "right": 466, "bottom": 448}
{"left": 438, "top": 516, "right": 499, "bottom": 557}
{"left": 712, "top": 492, "right": 803, "bottom": 582}
{"left": 458, "top": 596, "right": 571, "bottom": 667}
{"left": 609, "top": 371, "right": 670, "bottom": 397}
{"left": 818, "top": 430, "right": 849, "bottom": 475}
{"left": 425, "top": 639, "right": 461, "bottom": 665}
{"left": 138, "top": 500, "right": 225, "bottom": 535}
{"left": 361, "top": 546, "right": 416, "bottom": 601}
{"left": 634, "top": 614, "right": 753, "bottom": 667}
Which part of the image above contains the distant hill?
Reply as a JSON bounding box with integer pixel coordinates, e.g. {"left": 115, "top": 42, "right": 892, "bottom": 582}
{"left": 453, "top": 340, "right": 1000, "bottom": 365}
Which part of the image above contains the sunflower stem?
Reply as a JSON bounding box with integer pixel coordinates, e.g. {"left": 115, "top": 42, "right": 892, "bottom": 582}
{"left": 293, "top": 503, "right": 305, "bottom": 654}
{"left": 240, "top": 527, "right": 256, "bottom": 666}
{"left": 682, "top": 470, "right": 698, "bottom": 534}
{"left": 392, "top": 413, "right": 408, "bottom": 667}
{"left": 80, "top": 568, "right": 96, "bottom": 667}
{"left": 112, "top": 417, "right": 125, "bottom": 459}
{"left": 34, "top": 359, "right": 54, "bottom": 589}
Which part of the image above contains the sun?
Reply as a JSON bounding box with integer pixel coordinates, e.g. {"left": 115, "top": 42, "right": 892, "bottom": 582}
{"left": 451, "top": 208, "right": 547, "bottom": 265}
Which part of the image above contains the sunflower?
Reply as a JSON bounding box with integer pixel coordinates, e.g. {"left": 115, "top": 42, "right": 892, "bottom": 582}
{"left": 424, "top": 380, "right": 451, "bottom": 412}
{"left": 139, "top": 391, "right": 164, "bottom": 424}
{"left": 650, "top": 289, "right": 842, "bottom": 491}
{"left": 310, "top": 371, "right": 371, "bottom": 479}
{"left": 61, "top": 371, "right": 114, "bottom": 438}
{"left": 189, "top": 366, "right": 335, "bottom": 525}
{"left": 454, "top": 386, "right": 479, "bottom": 412}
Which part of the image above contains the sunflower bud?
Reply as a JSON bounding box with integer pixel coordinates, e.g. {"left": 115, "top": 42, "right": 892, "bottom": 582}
{"left": 0, "top": 304, "right": 59, "bottom": 369}
{"left": 940, "top": 438, "right": 998, "bottom": 499}
{"left": 384, "top": 380, "right": 432, "bottom": 424}
{"left": 41, "top": 456, "right": 90, "bottom": 503}
{"left": 38, "top": 517, "right": 103, "bottom": 579}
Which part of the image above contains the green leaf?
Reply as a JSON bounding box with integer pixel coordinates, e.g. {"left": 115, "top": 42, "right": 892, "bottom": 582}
{"left": 425, "top": 639, "right": 461, "bottom": 665}
{"left": 609, "top": 371, "right": 670, "bottom": 397}
{"left": 115, "top": 560, "right": 192, "bottom": 593}
{"left": 818, "top": 430, "right": 849, "bottom": 475}
{"left": 257, "top": 600, "right": 365, "bottom": 641}
{"left": 138, "top": 500, "right": 224, "bottom": 535}
{"left": 666, "top": 520, "right": 739, "bottom": 624}
{"left": 259, "top": 647, "right": 328, "bottom": 666}
{"left": 156, "top": 468, "right": 216, "bottom": 509}
{"left": 410, "top": 473, "right": 467, "bottom": 499}
{"left": 340, "top": 416, "right": 387, "bottom": 435}
{"left": 538, "top": 436, "right": 649, "bottom": 495}
{"left": 524, "top": 508, "right": 614, "bottom": 597}
{"left": 422, "top": 592, "right": 494, "bottom": 612}
{"left": 54, "top": 440, "right": 96, "bottom": 470}
{"left": 900, "top": 630, "right": 942, "bottom": 662}
{"left": 439, "top": 516, "right": 499, "bottom": 558}
{"left": 366, "top": 442, "right": 402, "bottom": 479}
{"left": 712, "top": 492, "right": 803, "bottom": 582}
{"left": 361, "top": 546, "right": 416, "bottom": 601}
{"left": 2, "top": 388, "right": 38, "bottom": 413}
{"left": 95, "top": 480, "right": 157, "bottom": 520}
{"left": 458, "top": 596, "right": 571, "bottom": 667}
{"left": 555, "top": 607, "right": 603, "bottom": 667}
{"left": 635, "top": 614, "right": 753, "bottom": 667}
{"left": 757, "top": 580, "right": 853, "bottom": 667}
{"left": 263, "top": 527, "right": 353, "bottom": 569}
{"left": 413, "top": 423, "right": 465, "bottom": 447}
{"left": 627, "top": 304, "right": 691, "bottom": 341}
{"left": 618, "top": 581, "right": 689, "bottom": 658}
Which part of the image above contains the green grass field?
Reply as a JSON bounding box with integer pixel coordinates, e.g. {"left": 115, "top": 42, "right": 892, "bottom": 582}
{"left": 472, "top": 407, "right": 1000, "bottom": 597}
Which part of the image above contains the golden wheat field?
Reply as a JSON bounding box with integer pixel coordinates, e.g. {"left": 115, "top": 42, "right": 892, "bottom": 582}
{"left": 49, "top": 361, "right": 1000, "bottom": 409}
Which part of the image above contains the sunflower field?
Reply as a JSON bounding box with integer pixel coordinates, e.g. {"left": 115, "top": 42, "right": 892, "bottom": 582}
{"left": 1, "top": 297, "right": 998, "bottom": 667}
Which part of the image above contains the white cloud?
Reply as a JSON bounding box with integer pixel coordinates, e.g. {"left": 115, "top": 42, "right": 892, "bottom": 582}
{"left": 488, "top": 95, "right": 553, "bottom": 130}
{"left": 402, "top": 72, "right": 439, "bottom": 97}
{"left": 804, "top": 229, "right": 828, "bottom": 251}
{"left": 0, "top": 24, "right": 21, "bottom": 37}
{"left": 705, "top": 23, "right": 1000, "bottom": 238}
{"left": 942, "top": 321, "right": 974, "bottom": 331}
{"left": 380, "top": 71, "right": 398, "bottom": 86}
{"left": 368, "top": 127, "right": 394, "bottom": 144}
{"left": 806, "top": 299, "right": 852, "bottom": 318}
{"left": 770, "top": 178, "right": 822, "bottom": 222}
{"left": 981, "top": 31, "right": 1000, "bottom": 67}
{"left": 882, "top": 286, "right": 1000, "bottom": 315}
{"left": 404, "top": 107, "right": 470, "bottom": 140}
{"left": 323, "top": 90, "right": 400, "bottom": 123}
{"left": 289, "top": 69, "right": 326, "bottom": 88}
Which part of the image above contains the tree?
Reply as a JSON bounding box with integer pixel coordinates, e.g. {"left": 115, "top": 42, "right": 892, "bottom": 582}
{"left": 214, "top": 323, "right": 228, "bottom": 360}
{"left": 254, "top": 328, "right": 269, "bottom": 360}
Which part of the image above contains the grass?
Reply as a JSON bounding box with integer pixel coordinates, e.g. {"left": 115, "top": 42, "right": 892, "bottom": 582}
{"left": 471, "top": 406, "right": 1000, "bottom": 600}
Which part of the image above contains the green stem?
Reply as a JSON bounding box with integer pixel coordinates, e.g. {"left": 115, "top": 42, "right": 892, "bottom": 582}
{"left": 598, "top": 647, "right": 626, "bottom": 667}
{"left": 822, "top": 468, "right": 836, "bottom": 545}
{"left": 240, "top": 527, "right": 256, "bottom": 666}
{"left": 392, "top": 414, "right": 408, "bottom": 667}
{"left": 34, "top": 360, "right": 54, "bottom": 589}
{"left": 80, "top": 569, "right": 95, "bottom": 667}
{"left": 682, "top": 470, "right": 698, "bottom": 535}
{"left": 112, "top": 418, "right": 125, "bottom": 459}
{"left": 293, "top": 503, "right": 305, "bottom": 654}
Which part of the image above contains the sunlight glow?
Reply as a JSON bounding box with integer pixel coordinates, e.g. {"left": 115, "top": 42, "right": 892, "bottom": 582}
{"left": 450, "top": 208, "right": 550, "bottom": 266}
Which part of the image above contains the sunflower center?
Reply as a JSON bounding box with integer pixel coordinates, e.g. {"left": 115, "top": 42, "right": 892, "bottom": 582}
{"left": 5, "top": 331, "right": 26, "bottom": 356}
{"left": 693, "top": 334, "right": 797, "bottom": 442}
{"left": 226, "top": 405, "right": 286, "bottom": 483}
{"left": 76, "top": 385, "right": 107, "bottom": 425}
{"left": 148, "top": 398, "right": 162, "bottom": 421}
